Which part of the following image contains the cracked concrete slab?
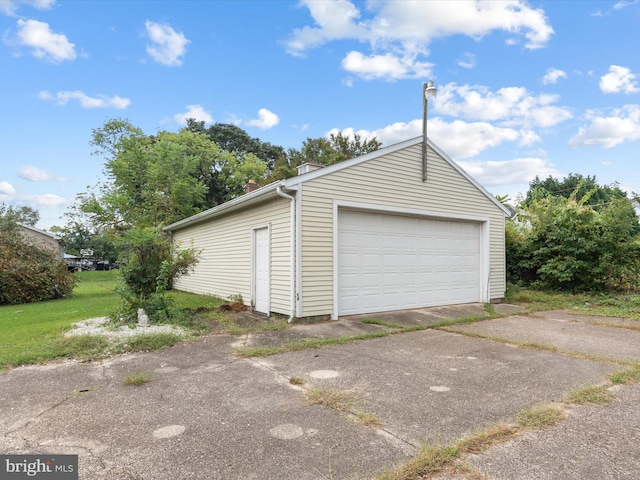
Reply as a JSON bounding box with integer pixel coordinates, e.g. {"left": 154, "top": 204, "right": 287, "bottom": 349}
{"left": 1, "top": 307, "right": 638, "bottom": 479}
{"left": 263, "top": 329, "right": 617, "bottom": 448}
{"left": 467, "top": 383, "right": 640, "bottom": 480}
{"left": 448, "top": 314, "right": 640, "bottom": 363}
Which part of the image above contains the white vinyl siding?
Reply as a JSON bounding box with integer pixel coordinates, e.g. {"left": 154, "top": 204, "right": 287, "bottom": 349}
{"left": 171, "top": 197, "right": 291, "bottom": 315}
{"left": 299, "top": 143, "right": 505, "bottom": 318}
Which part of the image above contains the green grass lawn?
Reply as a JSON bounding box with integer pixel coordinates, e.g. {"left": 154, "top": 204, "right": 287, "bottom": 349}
{"left": 0, "top": 270, "right": 224, "bottom": 370}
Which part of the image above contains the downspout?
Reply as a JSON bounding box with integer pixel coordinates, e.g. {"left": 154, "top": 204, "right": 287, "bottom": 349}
{"left": 276, "top": 185, "right": 296, "bottom": 323}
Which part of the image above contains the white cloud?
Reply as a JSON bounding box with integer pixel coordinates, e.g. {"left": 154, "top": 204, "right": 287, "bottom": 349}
{"left": 287, "top": 0, "right": 553, "bottom": 81}
{"left": 173, "top": 104, "right": 212, "bottom": 125}
{"left": 10, "top": 19, "right": 76, "bottom": 63}
{"left": 614, "top": 1, "right": 640, "bottom": 10}
{"left": 21, "top": 193, "right": 68, "bottom": 207}
{"left": 0, "top": 192, "right": 69, "bottom": 208}
{"left": 542, "top": 68, "right": 567, "bottom": 85}
{"left": 341, "top": 51, "right": 432, "bottom": 81}
{"left": 0, "top": 0, "right": 55, "bottom": 16}
{"left": 144, "top": 20, "right": 189, "bottom": 67}
{"left": 569, "top": 105, "right": 640, "bottom": 148}
{"left": 457, "top": 157, "right": 562, "bottom": 186}
{"left": 286, "top": 0, "right": 367, "bottom": 56}
{"left": 0, "top": 181, "right": 16, "bottom": 194}
{"left": 599, "top": 65, "right": 639, "bottom": 94}
{"left": 435, "top": 83, "right": 572, "bottom": 128}
{"left": 38, "top": 90, "right": 130, "bottom": 109}
{"left": 331, "top": 117, "right": 537, "bottom": 159}
{"left": 428, "top": 118, "right": 533, "bottom": 158}
{"left": 18, "top": 165, "right": 64, "bottom": 182}
{"left": 245, "top": 108, "right": 280, "bottom": 130}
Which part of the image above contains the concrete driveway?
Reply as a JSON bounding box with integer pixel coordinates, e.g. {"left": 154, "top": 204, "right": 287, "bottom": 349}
{"left": 1, "top": 305, "right": 638, "bottom": 479}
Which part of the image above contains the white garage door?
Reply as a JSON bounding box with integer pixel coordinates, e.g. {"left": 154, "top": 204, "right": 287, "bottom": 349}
{"left": 338, "top": 210, "right": 480, "bottom": 316}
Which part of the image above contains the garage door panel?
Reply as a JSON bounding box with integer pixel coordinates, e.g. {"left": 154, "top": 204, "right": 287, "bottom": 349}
{"left": 338, "top": 210, "right": 480, "bottom": 316}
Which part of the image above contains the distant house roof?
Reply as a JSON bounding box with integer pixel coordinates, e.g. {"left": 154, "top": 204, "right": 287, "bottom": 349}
{"left": 19, "top": 224, "right": 61, "bottom": 241}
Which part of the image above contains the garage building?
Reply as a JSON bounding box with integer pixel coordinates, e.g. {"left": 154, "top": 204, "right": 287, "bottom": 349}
{"left": 164, "top": 136, "right": 510, "bottom": 320}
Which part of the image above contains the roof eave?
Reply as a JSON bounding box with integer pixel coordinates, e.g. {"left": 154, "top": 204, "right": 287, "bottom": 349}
{"left": 164, "top": 181, "right": 289, "bottom": 232}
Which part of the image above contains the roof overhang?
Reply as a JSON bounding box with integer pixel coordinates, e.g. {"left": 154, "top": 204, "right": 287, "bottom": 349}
{"left": 164, "top": 181, "right": 296, "bottom": 232}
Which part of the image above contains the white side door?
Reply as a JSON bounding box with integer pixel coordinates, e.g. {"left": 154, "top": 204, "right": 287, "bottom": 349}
{"left": 253, "top": 227, "right": 270, "bottom": 314}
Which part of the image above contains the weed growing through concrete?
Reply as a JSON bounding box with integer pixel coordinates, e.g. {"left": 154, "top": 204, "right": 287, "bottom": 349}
{"left": 306, "top": 386, "right": 381, "bottom": 428}
{"left": 568, "top": 385, "right": 613, "bottom": 405}
{"left": 361, "top": 319, "right": 405, "bottom": 329}
{"left": 610, "top": 363, "right": 640, "bottom": 385}
{"left": 377, "top": 444, "right": 459, "bottom": 480}
{"left": 456, "top": 423, "right": 519, "bottom": 454}
{"left": 440, "top": 328, "right": 628, "bottom": 366}
{"left": 124, "top": 372, "right": 150, "bottom": 386}
{"left": 289, "top": 376, "right": 305, "bottom": 386}
{"left": 234, "top": 313, "right": 499, "bottom": 358}
{"left": 353, "top": 411, "right": 381, "bottom": 427}
{"left": 306, "top": 386, "right": 355, "bottom": 413}
{"left": 516, "top": 405, "right": 565, "bottom": 428}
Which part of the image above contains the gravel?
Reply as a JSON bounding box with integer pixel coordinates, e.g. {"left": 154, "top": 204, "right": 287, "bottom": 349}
{"left": 64, "top": 317, "right": 186, "bottom": 339}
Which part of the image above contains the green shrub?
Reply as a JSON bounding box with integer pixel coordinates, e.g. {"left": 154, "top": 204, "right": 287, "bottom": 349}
{"left": 509, "top": 192, "right": 640, "bottom": 292}
{"left": 115, "top": 227, "right": 199, "bottom": 323}
{"left": 0, "top": 223, "right": 76, "bottom": 305}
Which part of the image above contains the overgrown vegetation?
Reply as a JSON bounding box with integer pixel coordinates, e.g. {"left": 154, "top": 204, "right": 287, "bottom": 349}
{"left": 506, "top": 175, "right": 640, "bottom": 292}
{"left": 0, "top": 219, "right": 76, "bottom": 305}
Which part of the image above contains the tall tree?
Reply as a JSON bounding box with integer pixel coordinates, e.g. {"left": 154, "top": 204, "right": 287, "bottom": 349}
{"left": 269, "top": 131, "right": 382, "bottom": 181}
{"left": 75, "top": 120, "right": 266, "bottom": 232}
{"left": 523, "top": 173, "right": 628, "bottom": 208}
{"left": 184, "top": 120, "right": 286, "bottom": 172}
{"left": 0, "top": 203, "right": 40, "bottom": 227}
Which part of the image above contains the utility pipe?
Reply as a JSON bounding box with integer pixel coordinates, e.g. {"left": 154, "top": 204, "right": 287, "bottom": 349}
{"left": 276, "top": 185, "right": 296, "bottom": 323}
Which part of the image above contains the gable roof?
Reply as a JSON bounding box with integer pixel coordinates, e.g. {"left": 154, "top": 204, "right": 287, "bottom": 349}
{"left": 164, "top": 136, "right": 510, "bottom": 232}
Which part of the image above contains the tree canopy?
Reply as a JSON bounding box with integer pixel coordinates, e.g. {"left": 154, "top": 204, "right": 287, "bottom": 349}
{"left": 74, "top": 119, "right": 267, "bottom": 231}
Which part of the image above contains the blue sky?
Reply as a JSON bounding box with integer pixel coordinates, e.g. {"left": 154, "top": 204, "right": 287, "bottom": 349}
{"left": 1, "top": 0, "right": 639, "bottom": 229}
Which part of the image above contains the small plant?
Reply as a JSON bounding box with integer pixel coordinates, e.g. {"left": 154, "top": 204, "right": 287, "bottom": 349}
{"left": 568, "top": 385, "right": 613, "bottom": 405}
{"left": 227, "top": 293, "right": 244, "bottom": 304}
{"left": 289, "top": 376, "right": 305, "bottom": 385}
{"left": 516, "top": 405, "right": 564, "bottom": 428}
{"left": 124, "top": 372, "right": 150, "bottom": 386}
